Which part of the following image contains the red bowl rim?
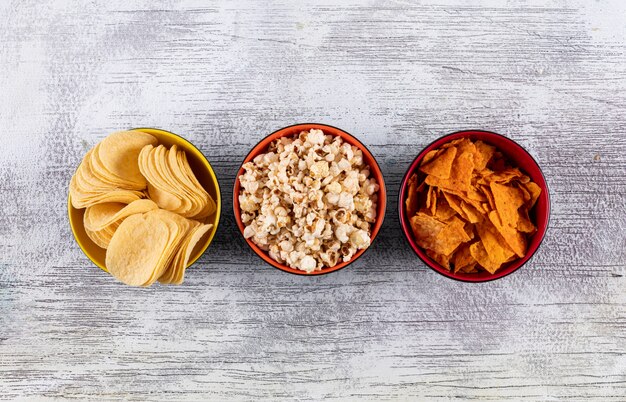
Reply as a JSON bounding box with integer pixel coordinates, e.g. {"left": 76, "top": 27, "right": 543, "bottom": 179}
{"left": 233, "top": 123, "right": 387, "bottom": 276}
{"left": 398, "top": 129, "right": 551, "bottom": 283}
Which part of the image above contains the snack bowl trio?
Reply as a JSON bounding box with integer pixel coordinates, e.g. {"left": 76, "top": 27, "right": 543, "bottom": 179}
{"left": 69, "top": 124, "right": 550, "bottom": 285}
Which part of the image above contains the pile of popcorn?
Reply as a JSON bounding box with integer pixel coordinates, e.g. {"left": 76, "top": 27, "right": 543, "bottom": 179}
{"left": 238, "top": 129, "right": 380, "bottom": 272}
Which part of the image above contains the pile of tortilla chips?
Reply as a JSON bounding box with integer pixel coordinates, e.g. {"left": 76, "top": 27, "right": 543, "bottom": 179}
{"left": 70, "top": 130, "right": 216, "bottom": 286}
{"left": 405, "top": 138, "right": 541, "bottom": 274}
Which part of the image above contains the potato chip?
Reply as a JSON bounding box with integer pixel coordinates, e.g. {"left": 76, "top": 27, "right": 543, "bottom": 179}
{"left": 106, "top": 212, "right": 172, "bottom": 286}
{"left": 70, "top": 182, "right": 144, "bottom": 208}
{"left": 84, "top": 199, "right": 158, "bottom": 232}
{"left": 139, "top": 144, "right": 216, "bottom": 219}
{"left": 167, "top": 222, "right": 212, "bottom": 285}
{"left": 158, "top": 221, "right": 201, "bottom": 284}
{"left": 105, "top": 209, "right": 196, "bottom": 287}
{"left": 404, "top": 136, "right": 541, "bottom": 275}
{"left": 85, "top": 221, "right": 120, "bottom": 249}
{"left": 177, "top": 149, "right": 217, "bottom": 218}
{"left": 141, "top": 209, "right": 193, "bottom": 286}
{"left": 97, "top": 130, "right": 157, "bottom": 188}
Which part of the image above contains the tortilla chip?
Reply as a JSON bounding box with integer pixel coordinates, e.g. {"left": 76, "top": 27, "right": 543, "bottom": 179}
{"left": 410, "top": 213, "right": 447, "bottom": 251}
{"left": 460, "top": 202, "right": 483, "bottom": 223}
{"left": 434, "top": 197, "right": 458, "bottom": 221}
{"left": 486, "top": 168, "right": 526, "bottom": 184}
{"left": 452, "top": 243, "right": 476, "bottom": 273}
{"left": 432, "top": 217, "right": 471, "bottom": 256}
{"left": 442, "top": 191, "right": 469, "bottom": 221}
{"left": 524, "top": 181, "right": 542, "bottom": 208}
{"left": 490, "top": 182, "right": 525, "bottom": 228}
{"left": 421, "top": 149, "right": 441, "bottom": 166}
{"left": 405, "top": 173, "right": 420, "bottom": 217}
{"left": 474, "top": 140, "right": 496, "bottom": 171}
{"left": 469, "top": 241, "right": 501, "bottom": 274}
{"left": 419, "top": 146, "right": 457, "bottom": 179}
{"left": 517, "top": 208, "right": 537, "bottom": 234}
{"left": 459, "top": 264, "right": 478, "bottom": 274}
{"left": 464, "top": 222, "right": 475, "bottom": 240}
{"left": 430, "top": 187, "right": 438, "bottom": 216}
{"left": 466, "top": 187, "right": 487, "bottom": 202}
{"left": 488, "top": 211, "right": 527, "bottom": 258}
{"left": 476, "top": 220, "right": 515, "bottom": 265}
{"left": 481, "top": 185, "right": 496, "bottom": 210}
{"left": 426, "top": 185, "right": 434, "bottom": 210}
{"left": 450, "top": 138, "right": 477, "bottom": 158}
{"left": 426, "top": 249, "right": 451, "bottom": 271}
{"left": 426, "top": 151, "right": 474, "bottom": 193}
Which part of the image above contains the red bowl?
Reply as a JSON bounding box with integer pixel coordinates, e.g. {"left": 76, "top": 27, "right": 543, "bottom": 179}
{"left": 233, "top": 123, "right": 387, "bottom": 275}
{"left": 398, "top": 130, "right": 550, "bottom": 282}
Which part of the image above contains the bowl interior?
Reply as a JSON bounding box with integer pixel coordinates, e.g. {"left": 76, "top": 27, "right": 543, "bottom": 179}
{"left": 399, "top": 130, "right": 550, "bottom": 282}
{"left": 68, "top": 128, "right": 221, "bottom": 272}
{"left": 233, "top": 123, "right": 387, "bottom": 275}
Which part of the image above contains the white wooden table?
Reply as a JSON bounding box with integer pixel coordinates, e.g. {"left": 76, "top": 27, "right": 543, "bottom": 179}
{"left": 1, "top": 1, "right": 625, "bottom": 400}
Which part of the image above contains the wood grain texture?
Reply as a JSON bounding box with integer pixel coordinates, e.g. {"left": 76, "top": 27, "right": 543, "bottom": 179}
{"left": 1, "top": 0, "right": 625, "bottom": 400}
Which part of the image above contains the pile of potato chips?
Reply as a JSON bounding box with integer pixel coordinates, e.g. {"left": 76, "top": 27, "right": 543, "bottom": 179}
{"left": 70, "top": 131, "right": 216, "bottom": 286}
{"left": 405, "top": 138, "right": 541, "bottom": 274}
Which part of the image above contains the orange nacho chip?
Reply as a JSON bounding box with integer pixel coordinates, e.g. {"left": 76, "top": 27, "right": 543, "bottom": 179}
{"left": 452, "top": 243, "right": 476, "bottom": 273}
{"left": 404, "top": 136, "right": 541, "bottom": 275}
{"left": 490, "top": 182, "right": 525, "bottom": 228}
{"left": 433, "top": 197, "right": 457, "bottom": 222}
{"left": 405, "top": 174, "right": 421, "bottom": 217}
{"left": 474, "top": 140, "right": 496, "bottom": 171}
{"left": 410, "top": 213, "right": 446, "bottom": 246}
{"left": 487, "top": 211, "right": 526, "bottom": 258}
{"left": 425, "top": 150, "right": 474, "bottom": 193}
{"left": 419, "top": 146, "right": 457, "bottom": 179}
{"left": 426, "top": 250, "right": 451, "bottom": 271}
{"left": 524, "top": 181, "right": 542, "bottom": 208}
{"left": 476, "top": 221, "right": 515, "bottom": 264}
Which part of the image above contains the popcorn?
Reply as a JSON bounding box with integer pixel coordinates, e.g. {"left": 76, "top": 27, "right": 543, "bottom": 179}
{"left": 238, "top": 129, "right": 379, "bottom": 272}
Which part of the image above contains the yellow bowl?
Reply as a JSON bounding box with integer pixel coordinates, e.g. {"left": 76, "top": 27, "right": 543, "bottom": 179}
{"left": 67, "top": 128, "right": 222, "bottom": 272}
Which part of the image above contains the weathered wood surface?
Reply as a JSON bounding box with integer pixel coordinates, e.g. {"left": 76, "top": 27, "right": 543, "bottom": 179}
{"left": 1, "top": 0, "right": 625, "bottom": 400}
